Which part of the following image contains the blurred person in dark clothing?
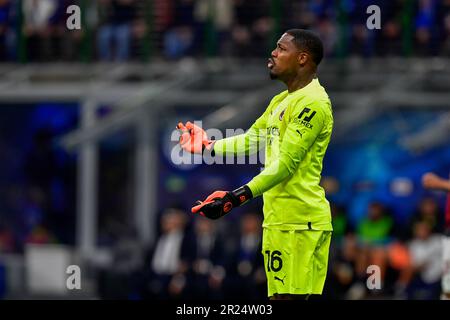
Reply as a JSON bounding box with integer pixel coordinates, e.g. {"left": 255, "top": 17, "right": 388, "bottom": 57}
{"left": 406, "top": 196, "right": 444, "bottom": 239}
{"left": 0, "top": 261, "right": 5, "bottom": 299}
{"left": 348, "top": 0, "right": 382, "bottom": 57}
{"left": 324, "top": 203, "right": 355, "bottom": 299}
{"left": 193, "top": 0, "right": 233, "bottom": 56}
{"left": 97, "top": 0, "right": 136, "bottom": 61}
{"left": 324, "top": 233, "right": 360, "bottom": 300}
{"left": 414, "top": 0, "right": 439, "bottom": 56}
{"left": 0, "top": 0, "right": 13, "bottom": 61}
{"left": 0, "top": 221, "right": 15, "bottom": 253}
{"left": 24, "top": 128, "right": 57, "bottom": 216}
{"left": 24, "top": 223, "right": 57, "bottom": 245}
{"left": 98, "top": 228, "right": 145, "bottom": 300}
{"left": 231, "top": 0, "right": 271, "bottom": 57}
{"left": 315, "top": 17, "right": 337, "bottom": 58}
{"left": 224, "top": 212, "right": 266, "bottom": 300}
{"left": 22, "top": 0, "right": 58, "bottom": 61}
{"left": 21, "top": 128, "right": 60, "bottom": 246}
{"left": 179, "top": 216, "right": 226, "bottom": 299}
{"left": 50, "top": 0, "right": 84, "bottom": 61}
{"left": 142, "top": 208, "right": 188, "bottom": 300}
{"left": 441, "top": 12, "right": 450, "bottom": 55}
{"left": 163, "top": 25, "right": 194, "bottom": 59}
{"left": 376, "top": 0, "right": 404, "bottom": 56}
{"left": 330, "top": 203, "right": 353, "bottom": 246}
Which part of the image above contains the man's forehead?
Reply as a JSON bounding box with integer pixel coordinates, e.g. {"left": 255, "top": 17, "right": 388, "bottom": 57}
{"left": 277, "top": 33, "right": 294, "bottom": 45}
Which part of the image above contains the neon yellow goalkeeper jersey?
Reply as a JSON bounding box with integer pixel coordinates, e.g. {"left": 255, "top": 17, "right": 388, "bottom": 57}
{"left": 213, "top": 78, "right": 333, "bottom": 231}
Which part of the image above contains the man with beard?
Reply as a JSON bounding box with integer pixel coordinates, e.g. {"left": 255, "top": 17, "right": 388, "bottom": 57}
{"left": 178, "top": 29, "right": 333, "bottom": 300}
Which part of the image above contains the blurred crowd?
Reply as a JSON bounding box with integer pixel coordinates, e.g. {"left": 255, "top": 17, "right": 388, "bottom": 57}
{"left": 96, "top": 195, "right": 448, "bottom": 300}
{"left": 1, "top": 0, "right": 450, "bottom": 62}
{"left": 326, "top": 198, "right": 445, "bottom": 300}
{"left": 96, "top": 209, "right": 267, "bottom": 300}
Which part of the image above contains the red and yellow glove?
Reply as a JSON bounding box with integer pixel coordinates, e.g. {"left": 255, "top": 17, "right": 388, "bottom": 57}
{"left": 177, "top": 121, "right": 214, "bottom": 154}
{"left": 192, "top": 186, "right": 253, "bottom": 220}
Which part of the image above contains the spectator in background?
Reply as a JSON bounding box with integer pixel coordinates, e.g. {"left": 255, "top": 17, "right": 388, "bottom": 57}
{"left": 438, "top": 0, "right": 450, "bottom": 55}
{"left": 24, "top": 128, "right": 57, "bottom": 218}
{"left": 356, "top": 201, "right": 394, "bottom": 246}
{"left": 179, "top": 216, "right": 226, "bottom": 299}
{"left": 315, "top": 16, "right": 337, "bottom": 58}
{"left": 0, "top": 221, "right": 15, "bottom": 253}
{"left": 143, "top": 208, "right": 188, "bottom": 300}
{"left": 441, "top": 11, "right": 450, "bottom": 55}
{"left": 55, "top": 0, "right": 85, "bottom": 61}
{"left": 193, "top": 0, "right": 233, "bottom": 56}
{"left": 24, "top": 223, "right": 57, "bottom": 245}
{"left": 414, "top": 0, "right": 438, "bottom": 56}
{"left": 327, "top": 203, "right": 354, "bottom": 295}
{"left": 224, "top": 212, "right": 266, "bottom": 300}
{"left": 422, "top": 172, "right": 450, "bottom": 226}
{"left": 326, "top": 233, "right": 360, "bottom": 299}
{"left": 231, "top": 0, "right": 271, "bottom": 57}
{"left": 381, "top": 19, "right": 402, "bottom": 56}
{"left": 44, "top": 0, "right": 70, "bottom": 61}
{"left": 22, "top": 0, "right": 58, "bottom": 61}
{"left": 20, "top": 128, "right": 59, "bottom": 247}
{"left": 406, "top": 196, "right": 444, "bottom": 238}
{"left": 97, "top": 228, "right": 145, "bottom": 300}
{"left": 355, "top": 201, "right": 395, "bottom": 293}
{"left": 162, "top": 0, "right": 195, "bottom": 59}
{"left": 0, "top": 260, "right": 5, "bottom": 299}
{"left": 377, "top": 0, "right": 403, "bottom": 57}
{"left": 405, "top": 220, "right": 443, "bottom": 299}
{"left": 0, "top": 0, "right": 12, "bottom": 61}
{"left": 97, "top": 0, "right": 136, "bottom": 62}
{"left": 349, "top": 0, "right": 378, "bottom": 57}
{"left": 330, "top": 203, "right": 353, "bottom": 246}
{"left": 163, "top": 25, "right": 194, "bottom": 59}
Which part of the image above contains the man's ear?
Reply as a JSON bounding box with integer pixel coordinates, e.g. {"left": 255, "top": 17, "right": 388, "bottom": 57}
{"left": 297, "top": 52, "right": 308, "bottom": 66}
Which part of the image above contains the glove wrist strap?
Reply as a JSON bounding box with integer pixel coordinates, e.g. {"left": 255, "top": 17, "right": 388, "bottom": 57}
{"left": 231, "top": 185, "right": 253, "bottom": 207}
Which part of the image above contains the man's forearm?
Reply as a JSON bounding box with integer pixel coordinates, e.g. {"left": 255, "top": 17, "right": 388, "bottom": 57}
{"left": 422, "top": 172, "right": 450, "bottom": 192}
{"left": 213, "top": 129, "right": 265, "bottom": 157}
{"left": 441, "top": 181, "right": 450, "bottom": 192}
{"left": 247, "top": 148, "right": 306, "bottom": 197}
{"left": 247, "top": 159, "right": 291, "bottom": 197}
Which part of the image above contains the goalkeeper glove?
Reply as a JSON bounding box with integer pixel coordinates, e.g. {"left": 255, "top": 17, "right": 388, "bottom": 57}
{"left": 177, "top": 121, "right": 214, "bottom": 154}
{"left": 191, "top": 185, "right": 253, "bottom": 220}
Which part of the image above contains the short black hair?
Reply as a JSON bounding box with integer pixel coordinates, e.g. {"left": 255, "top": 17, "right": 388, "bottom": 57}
{"left": 286, "top": 29, "right": 324, "bottom": 66}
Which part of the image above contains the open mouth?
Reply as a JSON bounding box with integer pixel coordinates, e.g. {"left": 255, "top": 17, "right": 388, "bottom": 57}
{"left": 268, "top": 59, "right": 274, "bottom": 69}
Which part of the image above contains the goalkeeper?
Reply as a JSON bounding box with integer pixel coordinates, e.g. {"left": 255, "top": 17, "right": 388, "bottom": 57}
{"left": 177, "top": 29, "right": 333, "bottom": 300}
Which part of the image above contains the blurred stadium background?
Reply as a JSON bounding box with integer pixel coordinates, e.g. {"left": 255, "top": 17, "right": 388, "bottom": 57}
{"left": 0, "top": 0, "right": 450, "bottom": 300}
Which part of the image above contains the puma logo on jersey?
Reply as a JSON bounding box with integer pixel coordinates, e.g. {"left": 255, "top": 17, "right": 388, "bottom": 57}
{"left": 274, "top": 275, "right": 286, "bottom": 285}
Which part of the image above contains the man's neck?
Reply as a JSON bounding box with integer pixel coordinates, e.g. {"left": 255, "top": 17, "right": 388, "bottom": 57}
{"left": 285, "top": 72, "right": 316, "bottom": 93}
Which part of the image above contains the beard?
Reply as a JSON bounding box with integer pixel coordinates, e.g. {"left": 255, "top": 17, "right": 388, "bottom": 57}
{"left": 269, "top": 70, "right": 278, "bottom": 80}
